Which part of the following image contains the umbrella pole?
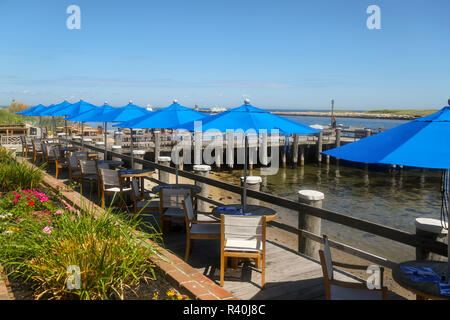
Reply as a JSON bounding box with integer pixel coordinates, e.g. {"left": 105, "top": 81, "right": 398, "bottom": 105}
{"left": 81, "top": 122, "right": 84, "bottom": 150}
{"left": 39, "top": 116, "right": 42, "bottom": 139}
{"left": 242, "top": 134, "right": 248, "bottom": 213}
{"left": 130, "top": 129, "right": 134, "bottom": 169}
{"left": 65, "top": 118, "right": 68, "bottom": 147}
{"left": 175, "top": 130, "right": 179, "bottom": 184}
{"left": 104, "top": 121, "right": 108, "bottom": 160}
{"left": 52, "top": 117, "right": 56, "bottom": 140}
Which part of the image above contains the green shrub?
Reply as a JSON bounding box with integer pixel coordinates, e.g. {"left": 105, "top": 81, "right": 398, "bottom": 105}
{"left": 0, "top": 190, "right": 162, "bottom": 300}
{"left": 0, "top": 148, "right": 43, "bottom": 192}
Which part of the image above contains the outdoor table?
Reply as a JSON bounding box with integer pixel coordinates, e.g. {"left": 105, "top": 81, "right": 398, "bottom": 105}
{"left": 151, "top": 184, "right": 202, "bottom": 195}
{"left": 119, "top": 169, "right": 155, "bottom": 197}
{"left": 392, "top": 260, "right": 450, "bottom": 300}
{"left": 212, "top": 204, "right": 278, "bottom": 222}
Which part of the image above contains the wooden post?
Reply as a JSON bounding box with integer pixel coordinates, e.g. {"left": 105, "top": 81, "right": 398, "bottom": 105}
{"left": 154, "top": 131, "right": 161, "bottom": 163}
{"left": 194, "top": 165, "right": 211, "bottom": 213}
{"left": 298, "top": 190, "right": 324, "bottom": 260}
{"left": 240, "top": 176, "right": 262, "bottom": 206}
{"left": 111, "top": 145, "right": 122, "bottom": 162}
{"left": 260, "top": 132, "right": 268, "bottom": 166}
{"left": 292, "top": 134, "right": 299, "bottom": 166}
{"left": 158, "top": 156, "right": 171, "bottom": 184}
{"left": 133, "top": 150, "right": 145, "bottom": 170}
{"left": 300, "top": 145, "right": 305, "bottom": 167}
{"left": 415, "top": 218, "right": 447, "bottom": 261}
{"left": 317, "top": 132, "right": 323, "bottom": 163}
{"left": 194, "top": 131, "right": 202, "bottom": 165}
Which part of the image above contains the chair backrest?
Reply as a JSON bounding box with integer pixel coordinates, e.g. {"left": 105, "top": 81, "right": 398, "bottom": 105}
{"left": 160, "top": 188, "right": 191, "bottom": 209}
{"left": 99, "top": 168, "right": 120, "bottom": 188}
{"left": 46, "top": 145, "right": 57, "bottom": 160}
{"left": 182, "top": 195, "right": 195, "bottom": 225}
{"left": 68, "top": 156, "right": 79, "bottom": 170}
{"left": 79, "top": 160, "right": 97, "bottom": 175}
{"left": 131, "top": 178, "right": 140, "bottom": 200}
{"left": 33, "top": 139, "right": 42, "bottom": 152}
{"left": 322, "top": 235, "right": 334, "bottom": 281}
{"left": 222, "top": 215, "right": 264, "bottom": 241}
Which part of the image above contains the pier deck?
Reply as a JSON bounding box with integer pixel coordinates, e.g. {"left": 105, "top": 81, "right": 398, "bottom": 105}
{"left": 162, "top": 230, "right": 366, "bottom": 300}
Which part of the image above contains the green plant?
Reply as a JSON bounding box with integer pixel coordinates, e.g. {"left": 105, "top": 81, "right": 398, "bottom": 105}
{"left": 0, "top": 148, "right": 43, "bottom": 192}
{"left": 0, "top": 190, "right": 162, "bottom": 300}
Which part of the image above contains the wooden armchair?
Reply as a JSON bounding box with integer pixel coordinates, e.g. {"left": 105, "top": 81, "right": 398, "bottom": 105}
{"left": 220, "top": 214, "right": 267, "bottom": 288}
{"left": 319, "top": 235, "right": 388, "bottom": 300}
{"left": 98, "top": 168, "right": 131, "bottom": 208}
{"left": 159, "top": 188, "right": 191, "bottom": 231}
{"left": 130, "top": 178, "right": 159, "bottom": 214}
{"left": 182, "top": 195, "right": 220, "bottom": 262}
{"left": 21, "top": 136, "right": 33, "bottom": 158}
{"left": 32, "top": 139, "right": 44, "bottom": 162}
{"left": 79, "top": 160, "right": 100, "bottom": 195}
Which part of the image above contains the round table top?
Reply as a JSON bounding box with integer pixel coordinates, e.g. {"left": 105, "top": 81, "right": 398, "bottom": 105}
{"left": 60, "top": 146, "right": 78, "bottom": 151}
{"left": 99, "top": 160, "right": 123, "bottom": 166}
{"left": 151, "top": 184, "right": 202, "bottom": 194}
{"left": 212, "top": 204, "right": 277, "bottom": 221}
{"left": 392, "top": 260, "right": 450, "bottom": 300}
{"left": 119, "top": 169, "right": 154, "bottom": 178}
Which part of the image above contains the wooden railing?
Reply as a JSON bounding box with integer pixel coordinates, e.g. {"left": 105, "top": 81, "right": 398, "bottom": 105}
{"left": 63, "top": 138, "right": 448, "bottom": 269}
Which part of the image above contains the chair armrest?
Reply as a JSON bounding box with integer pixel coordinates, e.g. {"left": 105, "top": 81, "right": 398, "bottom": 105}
{"left": 331, "top": 263, "right": 385, "bottom": 287}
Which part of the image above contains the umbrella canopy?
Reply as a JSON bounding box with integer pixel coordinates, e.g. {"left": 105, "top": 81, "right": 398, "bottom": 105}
{"left": 40, "top": 100, "right": 98, "bottom": 117}
{"left": 30, "top": 101, "right": 72, "bottom": 116}
{"left": 322, "top": 102, "right": 450, "bottom": 283}
{"left": 66, "top": 102, "right": 115, "bottom": 122}
{"left": 16, "top": 104, "right": 47, "bottom": 116}
{"left": 174, "top": 101, "right": 320, "bottom": 134}
{"left": 176, "top": 99, "right": 321, "bottom": 211}
{"left": 99, "top": 101, "right": 151, "bottom": 122}
{"left": 322, "top": 105, "right": 450, "bottom": 169}
{"left": 114, "top": 101, "right": 208, "bottom": 129}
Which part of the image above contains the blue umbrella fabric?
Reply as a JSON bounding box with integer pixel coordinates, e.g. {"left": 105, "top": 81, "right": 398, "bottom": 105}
{"left": 114, "top": 101, "right": 208, "bottom": 130}
{"left": 67, "top": 102, "right": 115, "bottom": 152}
{"left": 175, "top": 99, "right": 321, "bottom": 211}
{"left": 16, "top": 104, "right": 47, "bottom": 116}
{"left": 32, "top": 100, "right": 72, "bottom": 116}
{"left": 99, "top": 101, "right": 151, "bottom": 123}
{"left": 322, "top": 102, "right": 450, "bottom": 283}
{"left": 40, "top": 100, "right": 98, "bottom": 118}
{"left": 322, "top": 105, "right": 450, "bottom": 169}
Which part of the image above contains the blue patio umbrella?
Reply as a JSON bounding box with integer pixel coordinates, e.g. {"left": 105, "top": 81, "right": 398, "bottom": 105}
{"left": 322, "top": 101, "right": 450, "bottom": 282}
{"left": 67, "top": 102, "right": 115, "bottom": 152}
{"left": 175, "top": 99, "right": 321, "bottom": 211}
{"left": 29, "top": 101, "right": 74, "bottom": 138}
{"left": 16, "top": 104, "right": 46, "bottom": 116}
{"left": 93, "top": 101, "right": 151, "bottom": 166}
{"left": 115, "top": 100, "right": 209, "bottom": 182}
{"left": 40, "top": 100, "right": 99, "bottom": 143}
{"left": 16, "top": 104, "right": 48, "bottom": 138}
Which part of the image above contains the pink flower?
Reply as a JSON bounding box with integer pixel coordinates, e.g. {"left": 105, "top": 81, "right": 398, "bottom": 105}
{"left": 65, "top": 205, "right": 73, "bottom": 211}
{"left": 54, "top": 210, "right": 62, "bottom": 215}
{"left": 40, "top": 196, "right": 49, "bottom": 203}
{"left": 13, "top": 199, "right": 18, "bottom": 204}
{"left": 26, "top": 197, "right": 31, "bottom": 200}
{"left": 42, "top": 226, "right": 53, "bottom": 234}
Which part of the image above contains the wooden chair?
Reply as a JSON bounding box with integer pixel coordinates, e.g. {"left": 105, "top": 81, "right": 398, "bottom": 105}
{"left": 182, "top": 195, "right": 220, "bottom": 262}
{"left": 32, "top": 139, "right": 44, "bottom": 162}
{"left": 98, "top": 168, "right": 131, "bottom": 208}
{"left": 220, "top": 214, "right": 267, "bottom": 288}
{"left": 67, "top": 155, "right": 82, "bottom": 184}
{"left": 53, "top": 145, "right": 68, "bottom": 179}
{"left": 159, "top": 188, "right": 191, "bottom": 231}
{"left": 319, "top": 235, "right": 388, "bottom": 300}
{"left": 21, "top": 136, "right": 33, "bottom": 157}
{"left": 79, "top": 160, "right": 100, "bottom": 195}
{"left": 130, "top": 178, "right": 159, "bottom": 214}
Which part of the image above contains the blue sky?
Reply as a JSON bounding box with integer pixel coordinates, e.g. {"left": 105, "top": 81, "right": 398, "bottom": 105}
{"left": 1, "top": 0, "right": 449, "bottom": 110}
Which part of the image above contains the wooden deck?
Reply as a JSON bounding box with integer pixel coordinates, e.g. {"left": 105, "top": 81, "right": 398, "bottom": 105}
{"left": 161, "top": 227, "right": 362, "bottom": 300}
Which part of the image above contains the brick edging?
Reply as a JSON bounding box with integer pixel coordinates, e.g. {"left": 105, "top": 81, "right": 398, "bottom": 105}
{"left": 18, "top": 157, "right": 236, "bottom": 300}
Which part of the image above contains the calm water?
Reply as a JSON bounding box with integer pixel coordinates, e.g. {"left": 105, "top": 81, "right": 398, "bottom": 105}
{"left": 225, "top": 164, "right": 443, "bottom": 263}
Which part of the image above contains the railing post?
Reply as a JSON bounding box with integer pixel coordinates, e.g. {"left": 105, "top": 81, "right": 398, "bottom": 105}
{"left": 133, "top": 150, "right": 146, "bottom": 170}
{"left": 415, "top": 218, "right": 447, "bottom": 261}
{"left": 111, "top": 145, "right": 122, "bottom": 162}
{"left": 95, "top": 141, "right": 105, "bottom": 160}
{"left": 240, "top": 176, "right": 262, "bottom": 206}
{"left": 194, "top": 165, "right": 211, "bottom": 214}
{"left": 298, "top": 190, "right": 324, "bottom": 260}
{"left": 154, "top": 130, "right": 161, "bottom": 163}
{"left": 292, "top": 134, "right": 300, "bottom": 166}
{"left": 317, "top": 132, "right": 323, "bottom": 163}
{"left": 158, "top": 156, "right": 171, "bottom": 184}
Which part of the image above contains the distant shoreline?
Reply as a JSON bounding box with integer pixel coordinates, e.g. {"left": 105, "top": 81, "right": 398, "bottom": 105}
{"left": 270, "top": 111, "right": 422, "bottom": 121}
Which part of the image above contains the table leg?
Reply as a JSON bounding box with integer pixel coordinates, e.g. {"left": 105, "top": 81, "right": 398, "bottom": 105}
{"left": 140, "top": 177, "right": 144, "bottom": 197}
